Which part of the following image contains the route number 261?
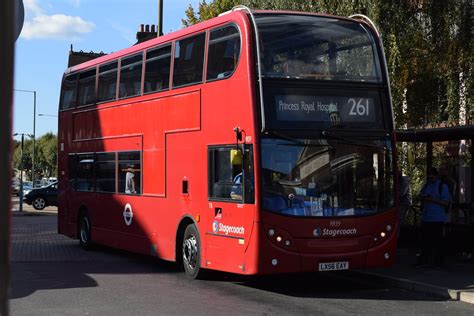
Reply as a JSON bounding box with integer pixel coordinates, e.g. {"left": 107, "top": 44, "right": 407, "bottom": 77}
{"left": 348, "top": 98, "right": 369, "bottom": 116}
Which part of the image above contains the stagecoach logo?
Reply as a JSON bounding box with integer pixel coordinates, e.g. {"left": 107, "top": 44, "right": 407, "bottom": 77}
{"left": 123, "top": 203, "right": 134, "bottom": 226}
{"left": 313, "top": 228, "right": 322, "bottom": 237}
{"left": 212, "top": 220, "right": 245, "bottom": 235}
{"left": 313, "top": 227, "right": 357, "bottom": 237}
{"left": 212, "top": 220, "right": 219, "bottom": 234}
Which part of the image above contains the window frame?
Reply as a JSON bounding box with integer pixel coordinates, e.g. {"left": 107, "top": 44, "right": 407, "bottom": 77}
{"left": 77, "top": 68, "right": 97, "bottom": 108}
{"left": 59, "top": 73, "right": 79, "bottom": 110}
{"left": 97, "top": 61, "right": 119, "bottom": 104}
{"left": 118, "top": 52, "right": 144, "bottom": 100}
{"left": 143, "top": 44, "right": 172, "bottom": 95}
{"left": 208, "top": 144, "right": 254, "bottom": 204}
{"left": 117, "top": 150, "right": 142, "bottom": 196}
{"left": 68, "top": 150, "right": 142, "bottom": 195}
{"left": 75, "top": 152, "right": 96, "bottom": 192}
{"left": 172, "top": 32, "right": 207, "bottom": 89}
{"left": 205, "top": 23, "right": 242, "bottom": 83}
{"left": 94, "top": 151, "right": 117, "bottom": 194}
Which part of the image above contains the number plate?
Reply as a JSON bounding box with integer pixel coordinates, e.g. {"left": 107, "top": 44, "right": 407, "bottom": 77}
{"left": 318, "top": 261, "right": 349, "bottom": 271}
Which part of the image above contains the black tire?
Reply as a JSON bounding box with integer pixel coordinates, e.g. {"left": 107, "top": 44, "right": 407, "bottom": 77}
{"left": 182, "top": 224, "right": 204, "bottom": 279}
{"left": 78, "top": 212, "right": 93, "bottom": 250}
{"left": 32, "top": 196, "right": 46, "bottom": 210}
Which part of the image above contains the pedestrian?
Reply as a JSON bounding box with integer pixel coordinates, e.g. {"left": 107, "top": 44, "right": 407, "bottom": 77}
{"left": 415, "top": 167, "right": 451, "bottom": 267}
{"left": 438, "top": 163, "right": 456, "bottom": 213}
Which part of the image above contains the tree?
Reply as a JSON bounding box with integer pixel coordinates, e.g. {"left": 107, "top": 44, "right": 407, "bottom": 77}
{"left": 35, "top": 133, "right": 57, "bottom": 178}
{"left": 12, "top": 133, "right": 57, "bottom": 181}
{"left": 12, "top": 137, "right": 33, "bottom": 179}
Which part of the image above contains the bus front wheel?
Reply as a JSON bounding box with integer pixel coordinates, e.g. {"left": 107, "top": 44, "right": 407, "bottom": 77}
{"left": 182, "top": 224, "right": 204, "bottom": 279}
{"left": 78, "top": 212, "right": 93, "bottom": 250}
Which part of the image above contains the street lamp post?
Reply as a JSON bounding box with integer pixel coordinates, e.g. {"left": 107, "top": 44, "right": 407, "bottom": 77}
{"left": 14, "top": 89, "right": 36, "bottom": 187}
{"left": 13, "top": 133, "right": 33, "bottom": 212}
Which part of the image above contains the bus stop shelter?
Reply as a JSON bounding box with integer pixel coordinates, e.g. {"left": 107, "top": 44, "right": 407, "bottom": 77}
{"left": 396, "top": 125, "right": 474, "bottom": 250}
{"left": 396, "top": 125, "right": 474, "bottom": 204}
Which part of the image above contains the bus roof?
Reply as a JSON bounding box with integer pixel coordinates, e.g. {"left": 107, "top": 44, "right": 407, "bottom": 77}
{"left": 65, "top": 9, "right": 374, "bottom": 75}
{"left": 65, "top": 9, "right": 248, "bottom": 74}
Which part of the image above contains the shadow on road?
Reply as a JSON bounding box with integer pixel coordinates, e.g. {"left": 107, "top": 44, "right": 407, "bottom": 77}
{"left": 10, "top": 213, "right": 445, "bottom": 303}
{"left": 10, "top": 246, "right": 180, "bottom": 300}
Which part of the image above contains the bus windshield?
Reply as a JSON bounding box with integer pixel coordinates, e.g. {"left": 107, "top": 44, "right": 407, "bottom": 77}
{"left": 261, "top": 137, "right": 394, "bottom": 217}
{"left": 255, "top": 14, "right": 382, "bottom": 83}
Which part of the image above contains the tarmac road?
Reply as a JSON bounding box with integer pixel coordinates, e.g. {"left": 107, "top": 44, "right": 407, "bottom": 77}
{"left": 8, "top": 210, "right": 474, "bottom": 315}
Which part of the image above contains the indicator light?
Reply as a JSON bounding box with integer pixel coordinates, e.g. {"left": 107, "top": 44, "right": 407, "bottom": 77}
{"left": 272, "top": 259, "right": 278, "bottom": 266}
{"left": 276, "top": 236, "right": 282, "bottom": 242}
{"left": 285, "top": 240, "right": 291, "bottom": 246}
{"left": 380, "top": 232, "right": 386, "bottom": 238}
{"left": 386, "top": 225, "right": 392, "bottom": 232}
{"left": 268, "top": 229, "right": 275, "bottom": 236}
{"left": 384, "top": 252, "right": 390, "bottom": 260}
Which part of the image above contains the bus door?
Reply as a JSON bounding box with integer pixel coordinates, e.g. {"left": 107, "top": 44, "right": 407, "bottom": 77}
{"left": 205, "top": 145, "right": 255, "bottom": 273}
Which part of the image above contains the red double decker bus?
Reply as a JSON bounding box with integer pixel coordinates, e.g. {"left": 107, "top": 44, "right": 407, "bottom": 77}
{"left": 58, "top": 7, "right": 398, "bottom": 278}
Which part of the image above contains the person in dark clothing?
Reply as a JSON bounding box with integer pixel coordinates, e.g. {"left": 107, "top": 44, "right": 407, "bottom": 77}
{"left": 416, "top": 167, "right": 451, "bottom": 267}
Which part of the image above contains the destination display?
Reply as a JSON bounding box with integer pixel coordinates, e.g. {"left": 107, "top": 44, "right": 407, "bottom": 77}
{"left": 275, "top": 95, "right": 377, "bottom": 124}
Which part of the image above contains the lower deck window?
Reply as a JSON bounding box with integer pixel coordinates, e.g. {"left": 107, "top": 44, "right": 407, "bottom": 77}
{"left": 118, "top": 151, "right": 141, "bottom": 195}
{"left": 68, "top": 150, "right": 141, "bottom": 195}
{"left": 77, "top": 154, "right": 95, "bottom": 191}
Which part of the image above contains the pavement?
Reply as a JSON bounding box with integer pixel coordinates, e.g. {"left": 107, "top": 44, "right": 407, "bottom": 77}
{"left": 10, "top": 199, "right": 474, "bottom": 305}
{"left": 353, "top": 247, "right": 474, "bottom": 304}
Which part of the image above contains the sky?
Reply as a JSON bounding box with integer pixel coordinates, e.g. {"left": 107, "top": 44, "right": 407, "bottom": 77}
{"left": 13, "top": 0, "right": 199, "bottom": 139}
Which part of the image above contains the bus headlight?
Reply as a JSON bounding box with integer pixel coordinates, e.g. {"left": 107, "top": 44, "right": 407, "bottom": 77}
{"left": 264, "top": 225, "right": 296, "bottom": 251}
{"left": 370, "top": 222, "right": 394, "bottom": 247}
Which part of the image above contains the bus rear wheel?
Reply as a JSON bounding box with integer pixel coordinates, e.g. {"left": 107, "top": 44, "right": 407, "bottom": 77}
{"left": 182, "top": 224, "right": 204, "bottom": 279}
{"left": 78, "top": 212, "right": 93, "bottom": 250}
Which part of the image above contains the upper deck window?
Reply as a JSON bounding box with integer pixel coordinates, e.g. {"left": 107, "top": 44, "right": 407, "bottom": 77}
{"left": 97, "top": 61, "right": 118, "bottom": 102}
{"left": 77, "top": 69, "right": 96, "bottom": 106}
{"left": 207, "top": 25, "right": 241, "bottom": 81}
{"left": 255, "top": 14, "right": 382, "bottom": 83}
{"left": 119, "top": 53, "right": 143, "bottom": 98}
{"left": 173, "top": 33, "right": 205, "bottom": 87}
{"left": 60, "top": 73, "right": 78, "bottom": 110}
{"left": 144, "top": 45, "right": 171, "bottom": 93}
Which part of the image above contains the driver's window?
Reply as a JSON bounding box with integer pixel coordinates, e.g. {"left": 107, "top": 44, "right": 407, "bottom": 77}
{"left": 208, "top": 145, "right": 254, "bottom": 203}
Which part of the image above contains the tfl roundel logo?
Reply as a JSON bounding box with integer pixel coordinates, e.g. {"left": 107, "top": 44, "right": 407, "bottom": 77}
{"left": 313, "top": 227, "right": 322, "bottom": 237}
{"left": 212, "top": 220, "right": 219, "bottom": 234}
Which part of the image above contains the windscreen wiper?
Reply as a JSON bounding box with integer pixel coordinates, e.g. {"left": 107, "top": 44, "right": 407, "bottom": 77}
{"left": 265, "top": 131, "right": 305, "bottom": 145}
{"left": 266, "top": 131, "right": 334, "bottom": 148}
{"left": 321, "top": 130, "right": 388, "bottom": 149}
